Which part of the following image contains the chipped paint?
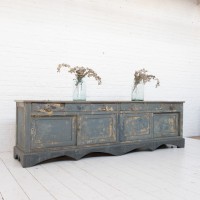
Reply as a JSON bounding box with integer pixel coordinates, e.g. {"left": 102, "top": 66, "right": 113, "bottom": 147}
{"left": 38, "top": 108, "right": 53, "bottom": 115}
{"left": 14, "top": 101, "right": 184, "bottom": 167}
{"left": 98, "top": 105, "right": 114, "bottom": 111}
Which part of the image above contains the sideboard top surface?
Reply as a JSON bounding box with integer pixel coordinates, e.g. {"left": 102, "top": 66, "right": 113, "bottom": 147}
{"left": 15, "top": 100, "right": 185, "bottom": 104}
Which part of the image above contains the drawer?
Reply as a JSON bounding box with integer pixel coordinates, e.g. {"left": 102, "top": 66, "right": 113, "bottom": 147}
{"left": 32, "top": 103, "right": 92, "bottom": 112}
{"left": 120, "top": 103, "right": 147, "bottom": 111}
{"left": 91, "top": 104, "right": 118, "bottom": 112}
{"left": 32, "top": 103, "right": 65, "bottom": 112}
{"left": 148, "top": 103, "right": 182, "bottom": 112}
{"left": 120, "top": 103, "right": 182, "bottom": 112}
{"left": 65, "top": 104, "right": 87, "bottom": 111}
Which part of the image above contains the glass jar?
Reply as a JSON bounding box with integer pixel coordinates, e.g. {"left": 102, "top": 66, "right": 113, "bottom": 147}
{"left": 73, "top": 78, "right": 86, "bottom": 101}
{"left": 131, "top": 81, "right": 144, "bottom": 101}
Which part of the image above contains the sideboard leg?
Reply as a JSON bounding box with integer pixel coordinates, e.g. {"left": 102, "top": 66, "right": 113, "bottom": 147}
{"left": 177, "top": 138, "right": 185, "bottom": 148}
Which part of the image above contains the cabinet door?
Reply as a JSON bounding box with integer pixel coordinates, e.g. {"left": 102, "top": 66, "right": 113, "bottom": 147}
{"left": 77, "top": 114, "right": 117, "bottom": 145}
{"left": 153, "top": 113, "right": 179, "bottom": 138}
{"left": 120, "top": 113, "right": 152, "bottom": 141}
{"left": 31, "top": 116, "right": 76, "bottom": 149}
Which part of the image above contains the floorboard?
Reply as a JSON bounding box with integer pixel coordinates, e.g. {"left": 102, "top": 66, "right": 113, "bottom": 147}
{"left": 1, "top": 138, "right": 200, "bottom": 200}
{"left": 0, "top": 192, "right": 3, "bottom": 200}
{"left": 27, "top": 165, "right": 81, "bottom": 200}
{"left": 55, "top": 160, "right": 135, "bottom": 200}
{"left": 0, "top": 153, "right": 55, "bottom": 200}
{"left": 0, "top": 158, "right": 29, "bottom": 200}
{"left": 42, "top": 163, "right": 108, "bottom": 200}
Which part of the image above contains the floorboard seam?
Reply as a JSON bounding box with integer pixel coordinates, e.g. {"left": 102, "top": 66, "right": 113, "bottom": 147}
{"left": 41, "top": 164, "right": 83, "bottom": 200}
{"left": 26, "top": 166, "right": 58, "bottom": 200}
{"left": 0, "top": 192, "right": 4, "bottom": 200}
{"left": 0, "top": 159, "right": 31, "bottom": 200}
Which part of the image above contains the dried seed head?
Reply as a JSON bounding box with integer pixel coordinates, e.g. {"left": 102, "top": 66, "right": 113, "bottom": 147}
{"left": 133, "top": 68, "right": 160, "bottom": 89}
{"left": 57, "top": 63, "right": 102, "bottom": 85}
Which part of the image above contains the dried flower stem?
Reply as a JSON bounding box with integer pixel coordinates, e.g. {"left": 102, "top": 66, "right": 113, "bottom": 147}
{"left": 133, "top": 68, "right": 160, "bottom": 89}
{"left": 57, "top": 63, "right": 102, "bottom": 85}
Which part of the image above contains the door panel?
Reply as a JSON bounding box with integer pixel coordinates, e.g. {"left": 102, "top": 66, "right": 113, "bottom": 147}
{"left": 31, "top": 116, "right": 76, "bottom": 149}
{"left": 153, "top": 113, "right": 179, "bottom": 137}
{"left": 120, "top": 113, "right": 152, "bottom": 141}
{"left": 77, "top": 114, "right": 117, "bottom": 145}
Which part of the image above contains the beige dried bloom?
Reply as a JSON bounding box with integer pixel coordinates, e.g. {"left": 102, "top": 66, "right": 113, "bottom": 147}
{"left": 133, "top": 68, "right": 160, "bottom": 89}
{"left": 57, "top": 63, "right": 102, "bottom": 85}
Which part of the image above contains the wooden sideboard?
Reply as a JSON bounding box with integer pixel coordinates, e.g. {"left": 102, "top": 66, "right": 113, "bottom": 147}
{"left": 14, "top": 101, "right": 185, "bottom": 167}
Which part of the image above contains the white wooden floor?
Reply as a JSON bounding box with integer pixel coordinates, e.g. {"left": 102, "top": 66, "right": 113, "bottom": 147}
{"left": 1, "top": 138, "right": 200, "bottom": 200}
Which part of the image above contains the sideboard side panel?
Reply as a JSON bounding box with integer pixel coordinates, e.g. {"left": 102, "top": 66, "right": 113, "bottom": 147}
{"left": 24, "top": 103, "right": 32, "bottom": 152}
{"left": 16, "top": 103, "right": 25, "bottom": 150}
{"left": 179, "top": 104, "right": 184, "bottom": 137}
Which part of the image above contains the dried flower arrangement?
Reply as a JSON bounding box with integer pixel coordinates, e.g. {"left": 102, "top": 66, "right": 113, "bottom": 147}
{"left": 57, "top": 63, "right": 102, "bottom": 85}
{"left": 133, "top": 68, "right": 160, "bottom": 89}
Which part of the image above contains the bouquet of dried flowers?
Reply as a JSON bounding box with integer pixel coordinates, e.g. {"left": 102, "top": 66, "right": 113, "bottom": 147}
{"left": 133, "top": 68, "right": 160, "bottom": 89}
{"left": 57, "top": 63, "right": 102, "bottom": 86}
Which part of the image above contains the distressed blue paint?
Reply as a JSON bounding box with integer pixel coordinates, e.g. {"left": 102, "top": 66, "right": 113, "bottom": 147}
{"left": 154, "top": 113, "right": 179, "bottom": 137}
{"left": 31, "top": 116, "right": 76, "bottom": 149}
{"left": 14, "top": 101, "right": 185, "bottom": 167}
{"left": 77, "top": 114, "right": 116, "bottom": 145}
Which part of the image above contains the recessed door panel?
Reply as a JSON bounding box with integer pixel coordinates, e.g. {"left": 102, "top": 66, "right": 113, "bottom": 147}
{"left": 120, "top": 113, "right": 152, "bottom": 141}
{"left": 153, "top": 113, "right": 179, "bottom": 137}
{"left": 31, "top": 116, "right": 76, "bottom": 149}
{"left": 77, "top": 114, "right": 117, "bottom": 145}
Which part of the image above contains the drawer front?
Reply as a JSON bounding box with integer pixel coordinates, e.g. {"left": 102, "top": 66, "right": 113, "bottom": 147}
{"left": 120, "top": 103, "right": 147, "bottom": 111}
{"left": 31, "top": 116, "right": 76, "bottom": 149}
{"left": 32, "top": 103, "right": 65, "bottom": 113}
{"left": 77, "top": 114, "right": 117, "bottom": 145}
{"left": 32, "top": 103, "right": 91, "bottom": 112}
{"left": 153, "top": 113, "right": 179, "bottom": 138}
{"left": 120, "top": 113, "right": 152, "bottom": 141}
{"left": 120, "top": 103, "right": 182, "bottom": 112}
{"left": 65, "top": 104, "right": 91, "bottom": 111}
{"left": 91, "top": 104, "right": 118, "bottom": 112}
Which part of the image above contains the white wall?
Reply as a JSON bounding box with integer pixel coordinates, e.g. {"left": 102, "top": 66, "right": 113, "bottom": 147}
{"left": 0, "top": 0, "right": 200, "bottom": 152}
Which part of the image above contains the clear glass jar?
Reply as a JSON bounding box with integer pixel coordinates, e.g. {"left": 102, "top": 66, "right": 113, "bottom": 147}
{"left": 73, "top": 78, "right": 86, "bottom": 101}
{"left": 131, "top": 81, "right": 144, "bottom": 101}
